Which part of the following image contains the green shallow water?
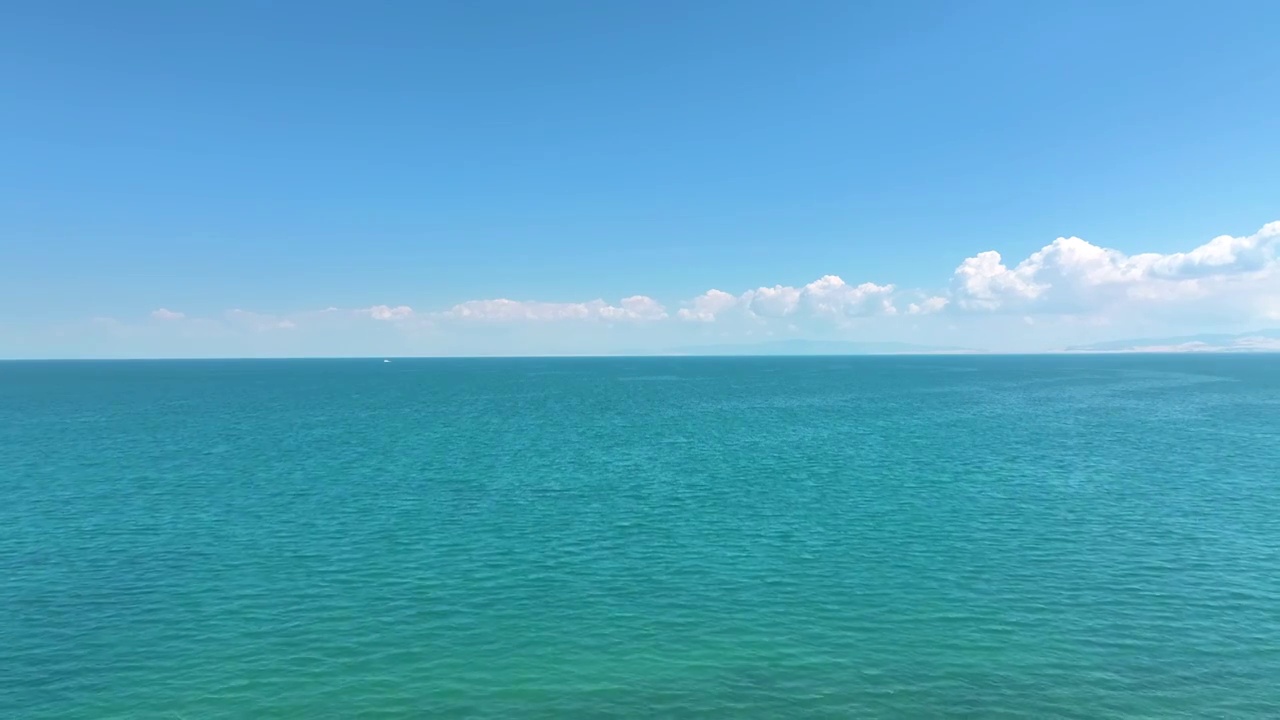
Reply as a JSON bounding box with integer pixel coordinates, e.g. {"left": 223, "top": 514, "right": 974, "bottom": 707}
{"left": 3, "top": 355, "right": 1279, "bottom": 718}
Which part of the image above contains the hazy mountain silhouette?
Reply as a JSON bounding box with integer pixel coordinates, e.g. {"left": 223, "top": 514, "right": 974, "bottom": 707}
{"left": 664, "top": 339, "right": 974, "bottom": 356}
{"left": 1065, "top": 329, "right": 1280, "bottom": 353}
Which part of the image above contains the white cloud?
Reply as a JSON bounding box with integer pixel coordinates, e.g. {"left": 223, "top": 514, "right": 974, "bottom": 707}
{"left": 951, "top": 250, "right": 1045, "bottom": 310}
{"left": 907, "top": 296, "right": 949, "bottom": 315}
{"left": 800, "top": 276, "right": 897, "bottom": 316}
{"left": 677, "top": 289, "right": 739, "bottom": 322}
{"left": 744, "top": 285, "right": 802, "bottom": 317}
{"left": 1142, "top": 223, "right": 1279, "bottom": 279}
{"left": 445, "top": 295, "right": 667, "bottom": 322}
{"left": 366, "top": 305, "right": 414, "bottom": 321}
{"left": 600, "top": 295, "right": 669, "bottom": 321}
{"left": 117, "top": 220, "right": 1279, "bottom": 351}
{"left": 678, "top": 276, "right": 898, "bottom": 322}
{"left": 950, "top": 221, "right": 1280, "bottom": 314}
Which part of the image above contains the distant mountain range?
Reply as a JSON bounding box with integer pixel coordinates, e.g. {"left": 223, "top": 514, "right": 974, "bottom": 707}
{"left": 665, "top": 339, "right": 974, "bottom": 356}
{"left": 1065, "top": 329, "right": 1280, "bottom": 353}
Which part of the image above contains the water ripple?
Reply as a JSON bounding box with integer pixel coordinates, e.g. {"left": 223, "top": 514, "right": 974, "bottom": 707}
{"left": 2, "top": 356, "right": 1279, "bottom": 718}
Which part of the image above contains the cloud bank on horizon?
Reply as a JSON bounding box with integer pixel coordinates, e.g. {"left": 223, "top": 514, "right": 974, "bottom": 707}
{"left": 168, "top": 220, "right": 1280, "bottom": 321}
{"left": 47, "top": 220, "right": 1280, "bottom": 356}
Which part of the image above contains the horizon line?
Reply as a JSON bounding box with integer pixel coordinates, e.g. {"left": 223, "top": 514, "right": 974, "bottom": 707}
{"left": 4, "top": 350, "right": 1280, "bottom": 362}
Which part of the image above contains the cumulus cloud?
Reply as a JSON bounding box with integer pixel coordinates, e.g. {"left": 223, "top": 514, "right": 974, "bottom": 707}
{"left": 600, "top": 295, "right": 668, "bottom": 321}
{"left": 799, "top": 276, "right": 897, "bottom": 316}
{"left": 677, "top": 289, "right": 739, "bottom": 322}
{"left": 445, "top": 295, "right": 667, "bottom": 322}
{"left": 678, "top": 276, "right": 898, "bottom": 322}
{"left": 366, "top": 305, "right": 414, "bottom": 321}
{"left": 950, "top": 221, "right": 1280, "bottom": 314}
{"left": 124, "top": 220, "right": 1278, "bottom": 344}
{"left": 1142, "top": 223, "right": 1279, "bottom": 279}
{"left": 669, "top": 222, "right": 1277, "bottom": 327}
{"left": 744, "top": 285, "right": 803, "bottom": 317}
{"left": 907, "top": 296, "right": 949, "bottom": 315}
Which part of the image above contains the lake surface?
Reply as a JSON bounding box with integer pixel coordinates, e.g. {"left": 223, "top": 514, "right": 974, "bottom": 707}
{"left": 3, "top": 355, "right": 1279, "bottom": 718}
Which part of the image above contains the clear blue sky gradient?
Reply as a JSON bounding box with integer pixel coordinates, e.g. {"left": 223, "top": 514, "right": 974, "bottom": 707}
{"left": 3, "top": 0, "right": 1278, "bottom": 356}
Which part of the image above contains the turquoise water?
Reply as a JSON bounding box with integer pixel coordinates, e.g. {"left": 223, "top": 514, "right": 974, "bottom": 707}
{"left": 3, "top": 355, "right": 1280, "bottom": 718}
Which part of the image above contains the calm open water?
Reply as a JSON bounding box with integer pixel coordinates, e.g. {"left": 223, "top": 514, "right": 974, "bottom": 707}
{"left": 3, "top": 355, "right": 1279, "bottom": 718}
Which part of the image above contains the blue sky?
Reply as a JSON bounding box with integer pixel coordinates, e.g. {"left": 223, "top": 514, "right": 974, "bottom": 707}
{"left": 3, "top": 0, "right": 1278, "bottom": 357}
